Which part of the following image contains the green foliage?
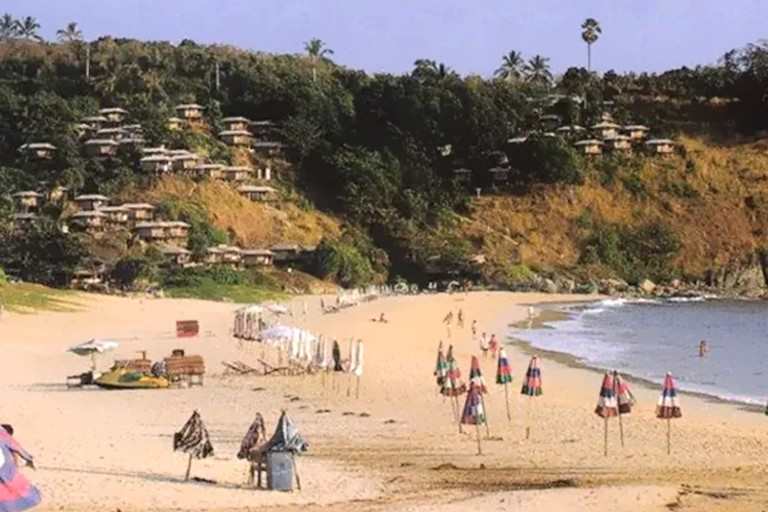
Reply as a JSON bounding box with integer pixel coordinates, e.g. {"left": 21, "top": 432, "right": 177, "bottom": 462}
{"left": 0, "top": 266, "right": 7, "bottom": 284}
{"left": 110, "top": 254, "right": 162, "bottom": 289}
{"left": 507, "top": 136, "right": 582, "bottom": 185}
{"left": 662, "top": 180, "right": 700, "bottom": 199}
{"left": 155, "top": 199, "right": 227, "bottom": 255}
{"left": 161, "top": 266, "right": 284, "bottom": 303}
{"left": 314, "top": 238, "right": 376, "bottom": 287}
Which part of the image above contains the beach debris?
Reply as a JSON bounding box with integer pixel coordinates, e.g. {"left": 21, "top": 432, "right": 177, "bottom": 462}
{"left": 614, "top": 371, "right": 635, "bottom": 447}
{"left": 656, "top": 372, "right": 682, "bottom": 455}
{"left": 595, "top": 372, "right": 619, "bottom": 456}
{"left": 222, "top": 361, "right": 259, "bottom": 375}
{"left": 468, "top": 355, "right": 491, "bottom": 438}
{"left": 173, "top": 411, "right": 214, "bottom": 481}
{"left": 0, "top": 426, "right": 41, "bottom": 512}
{"left": 440, "top": 345, "right": 467, "bottom": 432}
{"left": 496, "top": 347, "right": 513, "bottom": 421}
{"left": 461, "top": 382, "right": 487, "bottom": 455}
{"left": 384, "top": 419, "right": 397, "bottom": 424}
{"left": 521, "top": 356, "right": 542, "bottom": 440}
{"left": 434, "top": 341, "right": 448, "bottom": 388}
{"left": 359, "top": 412, "right": 371, "bottom": 418}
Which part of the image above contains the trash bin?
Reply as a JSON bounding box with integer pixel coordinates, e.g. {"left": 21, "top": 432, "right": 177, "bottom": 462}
{"left": 266, "top": 451, "right": 294, "bottom": 491}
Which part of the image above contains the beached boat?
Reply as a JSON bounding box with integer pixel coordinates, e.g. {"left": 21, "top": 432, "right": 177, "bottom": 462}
{"left": 94, "top": 368, "right": 169, "bottom": 390}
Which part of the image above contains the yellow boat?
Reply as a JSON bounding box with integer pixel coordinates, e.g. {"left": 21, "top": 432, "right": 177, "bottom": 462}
{"left": 94, "top": 368, "right": 169, "bottom": 390}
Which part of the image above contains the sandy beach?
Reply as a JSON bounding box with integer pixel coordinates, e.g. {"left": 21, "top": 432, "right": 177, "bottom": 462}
{"left": 2, "top": 291, "right": 767, "bottom": 512}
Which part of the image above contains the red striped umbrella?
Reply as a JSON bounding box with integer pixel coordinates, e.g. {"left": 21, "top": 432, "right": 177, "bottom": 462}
{"left": 468, "top": 355, "right": 487, "bottom": 394}
{"left": 440, "top": 345, "right": 466, "bottom": 432}
{"left": 496, "top": 347, "right": 513, "bottom": 421}
{"left": 613, "top": 371, "right": 635, "bottom": 448}
{"left": 595, "top": 372, "right": 618, "bottom": 456}
{"left": 521, "top": 356, "right": 542, "bottom": 439}
{"left": 461, "top": 383, "right": 487, "bottom": 455}
{"left": 656, "top": 372, "right": 681, "bottom": 454}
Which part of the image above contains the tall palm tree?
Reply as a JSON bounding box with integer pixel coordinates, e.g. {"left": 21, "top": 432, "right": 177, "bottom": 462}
{"left": 15, "top": 16, "right": 42, "bottom": 41}
{"left": 56, "top": 22, "right": 82, "bottom": 43}
{"left": 525, "top": 55, "right": 553, "bottom": 87}
{"left": 0, "top": 13, "right": 18, "bottom": 40}
{"left": 494, "top": 51, "right": 525, "bottom": 83}
{"left": 581, "top": 18, "right": 601, "bottom": 72}
{"left": 304, "top": 37, "right": 334, "bottom": 82}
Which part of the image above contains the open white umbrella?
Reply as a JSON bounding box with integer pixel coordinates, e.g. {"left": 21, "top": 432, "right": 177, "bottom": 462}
{"left": 68, "top": 339, "right": 119, "bottom": 371}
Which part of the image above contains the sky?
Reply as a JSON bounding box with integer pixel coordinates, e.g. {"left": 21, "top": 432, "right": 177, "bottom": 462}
{"left": 3, "top": 1, "right": 767, "bottom": 77}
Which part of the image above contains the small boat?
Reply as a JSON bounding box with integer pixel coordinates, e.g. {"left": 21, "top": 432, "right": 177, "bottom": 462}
{"left": 94, "top": 368, "right": 169, "bottom": 390}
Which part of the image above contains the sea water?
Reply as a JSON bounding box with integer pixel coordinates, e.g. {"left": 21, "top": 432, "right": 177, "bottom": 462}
{"left": 513, "top": 298, "right": 768, "bottom": 405}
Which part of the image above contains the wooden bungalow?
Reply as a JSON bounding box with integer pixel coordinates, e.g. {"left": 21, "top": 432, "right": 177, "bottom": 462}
{"left": 175, "top": 104, "right": 205, "bottom": 122}
{"left": 555, "top": 125, "right": 586, "bottom": 138}
{"left": 171, "top": 152, "right": 199, "bottom": 173}
{"left": 220, "top": 166, "right": 252, "bottom": 182}
{"left": 123, "top": 124, "right": 143, "bottom": 136}
{"left": 12, "top": 213, "right": 38, "bottom": 230}
{"left": 539, "top": 114, "right": 561, "bottom": 131}
{"left": 69, "top": 210, "right": 108, "bottom": 234}
{"left": 82, "top": 116, "right": 109, "bottom": 131}
{"left": 99, "top": 205, "right": 130, "bottom": 225}
{"left": 134, "top": 221, "right": 168, "bottom": 242}
{"left": 18, "top": 143, "right": 56, "bottom": 160}
{"left": 204, "top": 245, "right": 242, "bottom": 267}
{"left": 73, "top": 194, "right": 109, "bottom": 211}
{"left": 48, "top": 185, "right": 70, "bottom": 203}
{"left": 252, "top": 141, "right": 285, "bottom": 157}
{"left": 645, "top": 139, "right": 676, "bottom": 155}
{"left": 123, "top": 203, "right": 156, "bottom": 223}
{"left": 507, "top": 136, "right": 528, "bottom": 144}
{"left": 219, "top": 130, "right": 253, "bottom": 147}
{"left": 118, "top": 137, "right": 145, "bottom": 149}
{"left": 158, "top": 244, "right": 192, "bottom": 267}
{"left": 84, "top": 138, "right": 119, "bottom": 157}
{"left": 12, "top": 191, "right": 43, "bottom": 212}
{"left": 193, "top": 163, "right": 224, "bottom": 180}
{"left": 142, "top": 146, "right": 168, "bottom": 157}
{"left": 574, "top": 139, "right": 605, "bottom": 155}
{"left": 166, "top": 221, "right": 191, "bottom": 244}
{"left": 99, "top": 107, "right": 128, "bottom": 124}
{"left": 591, "top": 121, "right": 621, "bottom": 140}
{"left": 70, "top": 269, "right": 104, "bottom": 290}
{"left": 270, "top": 243, "right": 303, "bottom": 265}
{"left": 254, "top": 167, "right": 272, "bottom": 181}
{"left": 605, "top": 135, "right": 632, "bottom": 152}
{"left": 241, "top": 249, "right": 274, "bottom": 267}
{"left": 95, "top": 128, "right": 128, "bottom": 141}
{"left": 624, "top": 125, "right": 650, "bottom": 141}
{"left": 140, "top": 155, "right": 173, "bottom": 175}
{"left": 250, "top": 120, "right": 276, "bottom": 139}
{"left": 237, "top": 185, "right": 276, "bottom": 201}
{"left": 222, "top": 116, "right": 251, "bottom": 132}
{"left": 167, "top": 117, "right": 185, "bottom": 131}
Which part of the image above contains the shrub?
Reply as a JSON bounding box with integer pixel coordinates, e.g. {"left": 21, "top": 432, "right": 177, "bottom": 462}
{"left": 313, "top": 238, "right": 376, "bottom": 288}
{"left": 155, "top": 199, "right": 228, "bottom": 256}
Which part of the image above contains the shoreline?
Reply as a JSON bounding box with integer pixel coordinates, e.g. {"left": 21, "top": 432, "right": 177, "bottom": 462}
{"left": 506, "top": 299, "right": 766, "bottom": 414}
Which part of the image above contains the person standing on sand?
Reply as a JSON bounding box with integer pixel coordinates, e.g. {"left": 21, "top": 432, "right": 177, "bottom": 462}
{"left": 480, "top": 332, "right": 489, "bottom": 358}
{"left": 457, "top": 309, "right": 464, "bottom": 328}
{"left": 489, "top": 334, "right": 499, "bottom": 358}
{"left": 699, "top": 340, "right": 709, "bottom": 357}
{"left": 471, "top": 320, "right": 477, "bottom": 337}
{"left": 443, "top": 311, "right": 453, "bottom": 325}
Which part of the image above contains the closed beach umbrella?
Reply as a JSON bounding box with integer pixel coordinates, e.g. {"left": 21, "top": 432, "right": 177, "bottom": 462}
{"left": 656, "top": 372, "right": 681, "bottom": 455}
{"left": 0, "top": 427, "right": 41, "bottom": 512}
{"left": 461, "top": 383, "right": 487, "bottom": 455}
{"left": 332, "top": 340, "right": 343, "bottom": 372}
{"left": 353, "top": 340, "right": 364, "bottom": 398}
{"left": 614, "top": 371, "right": 635, "bottom": 447}
{"left": 496, "top": 347, "right": 513, "bottom": 421}
{"left": 173, "top": 410, "right": 214, "bottom": 481}
{"left": 441, "top": 345, "right": 467, "bottom": 430}
{"left": 521, "top": 356, "right": 542, "bottom": 439}
{"left": 468, "top": 355, "right": 491, "bottom": 437}
{"left": 595, "top": 372, "right": 619, "bottom": 456}
{"left": 434, "top": 342, "right": 448, "bottom": 387}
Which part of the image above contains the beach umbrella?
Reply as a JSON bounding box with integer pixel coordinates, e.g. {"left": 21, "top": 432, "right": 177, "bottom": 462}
{"left": 173, "top": 410, "right": 214, "bottom": 481}
{"left": 521, "top": 356, "right": 542, "bottom": 440}
{"left": 68, "top": 338, "right": 119, "bottom": 371}
{"left": 656, "top": 372, "right": 682, "bottom": 455}
{"left": 0, "top": 427, "right": 41, "bottom": 512}
{"left": 595, "top": 372, "right": 619, "bottom": 456}
{"left": 236, "top": 413, "right": 267, "bottom": 486}
{"left": 468, "top": 355, "right": 491, "bottom": 437}
{"left": 346, "top": 339, "right": 355, "bottom": 397}
{"left": 261, "top": 411, "right": 308, "bottom": 490}
{"left": 434, "top": 341, "right": 448, "bottom": 388}
{"left": 496, "top": 347, "right": 513, "bottom": 421}
{"left": 353, "top": 340, "right": 364, "bottom": 398}
{"left": 461, "top": 383, "right": 487, "bottom": 455}
{"left": 440, "top": 345, "right": 467, "bottom": 431}
{"left": 614, "top": 371, "right": 635, "bottom": 447}
{"left": 332, "top": 340, "right": 343, "bottom": 372}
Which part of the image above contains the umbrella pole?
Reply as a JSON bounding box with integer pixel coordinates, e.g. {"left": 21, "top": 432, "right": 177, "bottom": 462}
{"left": 455, "top": 396, "right": 463, "bottom": 433}
{"left": 667, "top": 418, "right": 671, "bottom": 455}
{"left": 184, "top": 453, "right": 193, "bottom": 481}
{"left": 475, "top": 422, "right": 483, "bottom": 455}
{"left": 603, "top": 417, "right": 608, "bottom": 457}
{"left": 618, "top": 412, "right": 625, "bottom": 448}
{"left": 525, "top": 396, "right": 531, "bottom": 440}
{"left": 355, "top": 375, "right": 360, "bottom": 399}
{"left": 504, "top": 383, "right": 511, "bottom": 422}
{"left": 480, "top": 394, "right": 491, "bottom": 439}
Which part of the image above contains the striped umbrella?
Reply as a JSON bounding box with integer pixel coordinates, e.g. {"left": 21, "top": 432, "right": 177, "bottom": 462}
{"left": 460, "top": 383, "right": 487, "bottom": 455}
{"left": 441, "top": 345, "right": 467, "bottom": 431}
{"left": 656, "top": 372, "right": 682, "bottom": 454}
{"left": 468, "top": 355, "right": 487, "bottom": 393}
{"left": 521, "top": 356, "right": 542, "bottom": 439}
{"left": 173, "top": 410, "right": 214, "bottom": 481}
{"left": 614, "top": 371, "right": 635, "bottom": 447}
{"left": 595, "top": 372, "right": 618, "bottom": 456}
{"left": 434, "top": 341, "right": 448, "bottom": 387}
{"left": 496, "top": 347, "right": 513, "bottom": 421}
{"left": 0, "top": 428, "right": 41, "bottom": 512}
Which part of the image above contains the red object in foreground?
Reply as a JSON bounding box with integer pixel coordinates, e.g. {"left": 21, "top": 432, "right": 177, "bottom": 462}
{"left": 176, "top": 320, "right": 199, "bottom": 338}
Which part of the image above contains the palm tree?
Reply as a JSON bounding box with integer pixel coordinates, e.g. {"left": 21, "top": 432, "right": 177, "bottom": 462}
{"left": 581, "top": 18, "right": 601, "bottom": 72}
{"left": 304, "top": 38, "right": 334, "bottom": 82}
{"left": 15, "top": 16, "right": 42, "bottom": 41}
{"left": 412, "top": 59, "right": 453, "bottom": 82}
{"left": 56, "top": 21, "right": 82, "bottom": 43}
{"left": 525, "top": 55, "right": 553, "bottom": 87}
{"left": 0, "top": 13, "right": 18, "bottom": 40}
{"left": 494, "top": 51, "right": 525, "bottom": 83}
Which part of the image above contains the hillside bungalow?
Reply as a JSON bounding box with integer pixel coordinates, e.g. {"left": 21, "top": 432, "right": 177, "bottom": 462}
{"left": 134, "top": 221, "right": 168, "bottom": 242}
{"left": 219, "top": 130, "right": 252, "bottom": 146}
{"left": 255, "top": 167, "right": 272, "bottom": 181}
{"left": 166, "top": 221, "right": 191, "bottom": 244}
{"left": 69, "top": 210, "right": 107, "bottom": 234}
{"left": 592, "top": 121, "right": 621, "bottom": 139}
{"left": 158, "top": 244, "right": 192, "bottom": 267}
{"left": 599, "top": 110, "right": 615, "bottom": 122}
{"left": 70, "top": 269, "right": 104, "bottom": 290}
{"left": 123, "top": 203, "right": 155, "bottom": 223}
{"left": 175, "top": 103, "right": 205, "bottom": 122}
{"left": 82, "top": 116, "right": 108, "bottom": 131}
{"left": 250, "top": 120, "right": 276, "bottom": 139}
{"left": 84, "top": 138, "right": 119, "bottom": 157}
{"left": 222, "top": 116, "right": 251, "bottom": 132}
{"left": 18, "top": 142, "right": 56, "bottom": 160}
{"left": 623, "top": 125, "right": 650, "bottom": 141}
{"left": 139, "top": 155, "right": 173, "bottom": 175}
{"left": 96, "top": 128, "right": 128, "bottom": 141}
{"left": 270, "top": 243, "right": 303, "bottom": 265}
{"left": 252, "top": 141, "right": 285, "bottom": 156}
{"left": 123, "top": 124, "right": 144, "bottom": 137}
{"left": 605, "top": 135, "right": 632, "bottom": 152}
{"left": 204, "top": 245, "right": 242, "bottom": 267}
{"left": 12, "top": 191, "right": 43, "bottom": 212}
{"left": 48, "top": 185, "right": 70, "bottom": 203}
{"left": 99, "top": 205, "right": 130, "bottom": 225}
{"left": 645, "top": 139, "right": 676, "bottom": 155}
{"left": 12, "top": 213, "right": 37, "bottom": 230}
{"left": 119, "top": 137, "right": 145, "bottom": 149}
{"left": 74, "top": 194, "right": 109, "bottom": 211}
{"left": 507, "top": 136, "right": 528, "bottom": 144}
{"left": 220, "top": 166, "right": 252, "bottom": 182}
{"left": 237, "top": 185, "right": 276, "bottom": 202}
{"left": 539, "top": 114, "right": 561, "bottom": 131}
{"left": 193, "top": 163, "right": 224, "bottom": 180}
{"left": 171, "top": 152, "right": 199, "bottom": 173}
{"left": 142, "top": 146, "right": 168, "bottom": 157}
{"left": 555, "top": 125, "right": 586, "bottom": 138}
{"left": 99, "top": 107, "right": 128, "bottom": 124}
{"left": 574, "top": 139, "right": 605, "bottom": 155}
{"left": 167, "top": 117, "right": 185, "bottom": 131}
{"left": 241, "top": 249, "right": 274, "bottom": 267}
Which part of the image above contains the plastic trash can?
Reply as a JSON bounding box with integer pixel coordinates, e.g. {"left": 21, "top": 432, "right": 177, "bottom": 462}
{"left": 266, "top": 451, "right": 294, "bottom": 491}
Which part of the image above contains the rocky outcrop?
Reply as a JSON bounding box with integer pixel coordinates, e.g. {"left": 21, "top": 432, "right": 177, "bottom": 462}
{"left": 705, "top": 253, "right": 768, "bottom": 296}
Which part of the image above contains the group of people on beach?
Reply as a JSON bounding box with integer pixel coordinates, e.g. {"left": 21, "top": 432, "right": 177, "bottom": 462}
{"left": 442, "top": 308, "right": 499, "bottom": 358}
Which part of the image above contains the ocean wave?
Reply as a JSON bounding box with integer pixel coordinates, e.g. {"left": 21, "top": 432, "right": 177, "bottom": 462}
{"left": 665, "top": 296, "right": 706, "bottom": 303}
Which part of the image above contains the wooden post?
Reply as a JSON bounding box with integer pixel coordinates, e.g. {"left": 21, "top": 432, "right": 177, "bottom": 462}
{"left": 503, "top": 383, "right": 511, "bottom": 422}
{"left": 666, "top": 418, "right": 671, "bottom": 455}
{"left": 184, "top": 453, "right": 193, "bottom": 481}
{"left": 475, "top": 422, "right": 483, "bottom": 455}
{"left": 603, "top": 417, "right": 609, "bottom": 457}
{"left": 618, "top": 410, "right": 625, "bottom": 448}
